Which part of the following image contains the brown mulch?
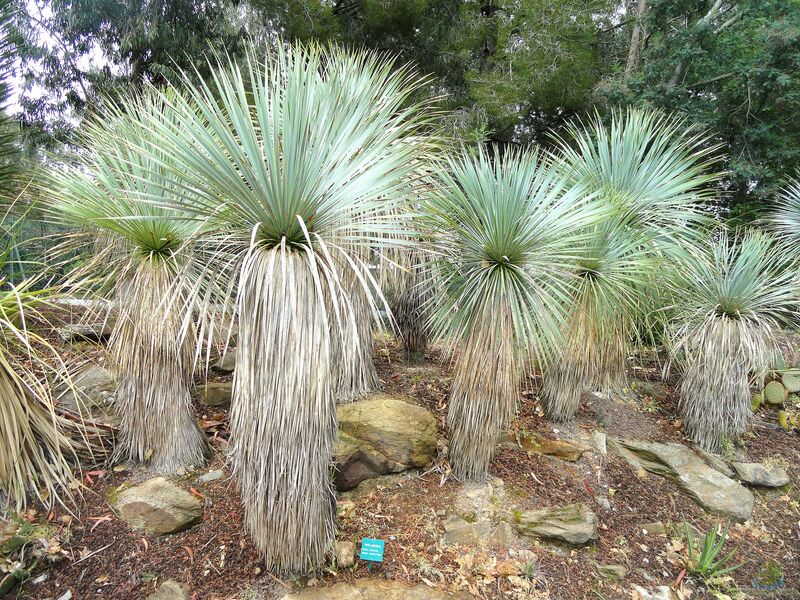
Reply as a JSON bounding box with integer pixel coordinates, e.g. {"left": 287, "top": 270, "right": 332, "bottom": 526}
{"left": 11, "top": 330, "right": 800, "bottom": 600}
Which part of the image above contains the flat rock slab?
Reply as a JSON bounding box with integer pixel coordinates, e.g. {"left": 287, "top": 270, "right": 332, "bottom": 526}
{"left": 516, "top": 502, "right": 598, "bottom": 545}
{"left": 113, "top": 477, "right": 204, "bottom": 534}
{"left": 619, "top": 439, "right": 753, "bottom": 522}
{"left": 334, "top": 394, "right": 437, "bottom": 491}
{"left": 732, "top": 462, "right": 791, "bottom": 487}
{"left": 281, "top": 579, "right": 471, "bottom": 599}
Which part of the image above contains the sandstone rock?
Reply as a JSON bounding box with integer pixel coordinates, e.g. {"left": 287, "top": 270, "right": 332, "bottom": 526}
{"left": 694, "top": 447, "right": 735, "bottom": 478}
{"left": 598, "top": 564, "right": 627, "bottom": 580}
{"left": 334, "top": 540, "right": 355, "bottom": 568}
{"left": 146, "top": 580, "right": 188, "bottom": 600}
{"left": 638, "top": 521, "right": 666, "bottom": 535}
{"left": 591, "top": 430, "right": 607, "bottom": 456}
{"left": 732, "top": 462, "right": 791, "bottom": 487}
{"left": 280, "top": 579, "right": 470, "bottom": 599}
{"left": 112, "top": 478, "right": 203, "bottom": 534}
{"left": 618, "top": 439, "right": 753, "bottom": 521}
{"left": 212, "top": 349, "right": 237, "bottom": 373}
{"left": 56, "top": 363, "right": 118, "bottom": 424}
{"left": 334, "top": 394, "right": 437, "bottom": 491}
{"left": 442, "top": 515, "right": 492, "bottom": 545}
{"left": 196, "top": 469, "right": 224, "bottom": 484}
{"left": 515, "top": 503, "right": 598, "bottom": 545}
{"left": 487, "top": 521, "right": 522, "bottom": 547}
{"left": 197, "top": 383, "right": 232, "bottom": 408}
{"left": 501, "top": 431, "right": 588, "bottom": 461}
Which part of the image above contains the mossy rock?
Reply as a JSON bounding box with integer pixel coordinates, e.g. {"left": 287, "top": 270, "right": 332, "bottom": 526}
{"left": 780, "top": 369, "right": 800, "bottom": 393}
{"left": 764, "top": 380, "right": 788, "bottom": 406}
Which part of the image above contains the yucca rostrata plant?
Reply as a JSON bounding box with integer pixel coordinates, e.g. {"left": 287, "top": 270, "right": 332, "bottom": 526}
{"left": 770, "top": 171, "right": 800, "bottom": 243}
{"left": 120, "top": 44, "right": 434, "bottom": 572}
{"left": 43, "top": 91, "right": 211, "bottom": 474}
{"left": 381, "top": 245, "right": 434, "bottom": 361}
{"left": 540, "top": 108, "right": 719, "bottom": 421}
{"left": 426, "top": 147, "right": 598, "bottom": 481}
{"left": 0, "top": 216, "right": 80, "bottom": 512}
{"left": 668, "top": 230, "right": 798, "bottom": 452}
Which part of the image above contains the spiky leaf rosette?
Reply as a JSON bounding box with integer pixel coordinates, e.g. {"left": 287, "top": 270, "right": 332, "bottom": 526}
{"left": 540, "top": 219, "right": 656, "bottom": 421}
{"left": 42, "top": 91, "right": 212, "bottom": 473}
{"left": 668, "top": 230, "right": 799, "bottom": 451}
{"left": 770, "top": 172, "right": 800, "bottom": 244}
{"left": 119, "top": 44, "right": 435, "bottom": 573}
{"left": 426, "top": 147, "right": 600, "bottom": 481}
{"left": 554, "top": 108, "right": 719, "bottom": 246}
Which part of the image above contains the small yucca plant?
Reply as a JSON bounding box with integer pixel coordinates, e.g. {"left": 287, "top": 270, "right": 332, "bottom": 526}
{"left": 380, "top": 244, "right": 434, "bottom": 361}
{"left": 118, "top": 44, "right": 435, "bottom": 572}
{"left": 43, "top": 91, "right": 211, "bottom": 474}
{"left": 668, "top": 230, "right": 798, "bottom": 451}
{"left": 770, "top": 172, "right": 800, "bottom": 243}
{"left": 540, "top": 109, "right": 720, "bottom": 421}
{"left": 426, "top": 147, "right": 599, "bottom": 481}
{"left": 540, "top": 219, "right": 655, "bottom": 421}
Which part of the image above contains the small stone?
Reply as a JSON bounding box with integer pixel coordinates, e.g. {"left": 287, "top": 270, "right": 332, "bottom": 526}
{"left": 146, "top": 579, "right": 189, "bottom": 600}
{"left": 334, "top": 541, "right": 354, "bottom": 568}
{"left": 598, "top": 564, "right": 627, "bottom": 580}
{"left": 197, "top": 383, "right": 233, "bottom": 408}
{"left": 197, "top": 469, "right": 225, "bottom": 484}
{"left": 630, "top": 584, "right": 673, "bottom": 600}
{"left": 212, "top": 349, "right": 237, "bottom": 373}
{"left": 638, "top": 521, "right": 666, "bottom": 535}
{"left": 112, "top": 478, "right": 204, "bottom": 534}
{"left": 732, "top": 462, "right": 791, "bottom": 487}
{"left": 596, "top": 496, "right": 611, "bottom": 511}
{"left": 591, "top": 430, "right": 607, "bottom": 456}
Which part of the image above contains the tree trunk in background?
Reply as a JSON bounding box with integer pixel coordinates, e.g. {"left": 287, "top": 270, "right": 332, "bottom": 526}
{"left": 625, "top": 0, "right": 648, "bottom": 77}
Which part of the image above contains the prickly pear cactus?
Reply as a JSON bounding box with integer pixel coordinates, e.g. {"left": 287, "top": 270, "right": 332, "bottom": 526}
{"left": 764, "top": 380, "right": 788, "bottom": 406}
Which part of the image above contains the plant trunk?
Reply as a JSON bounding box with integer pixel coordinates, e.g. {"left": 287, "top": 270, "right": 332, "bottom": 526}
{"left": 447, "top": 307, "right": 517, "bottom": 481}
{"left": 111, "top": 263, "right": 209, "bottom": 473}
{"left": 230, "top": 246, "right": 337, "bottom": 574}
{"left": 333, "top": 271, "right": 378, "bottom": 404}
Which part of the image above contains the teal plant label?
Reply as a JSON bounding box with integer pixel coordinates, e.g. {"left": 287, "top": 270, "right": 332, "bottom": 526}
{"left": 359, "top": 538, "right": 385, "bottom": 562}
